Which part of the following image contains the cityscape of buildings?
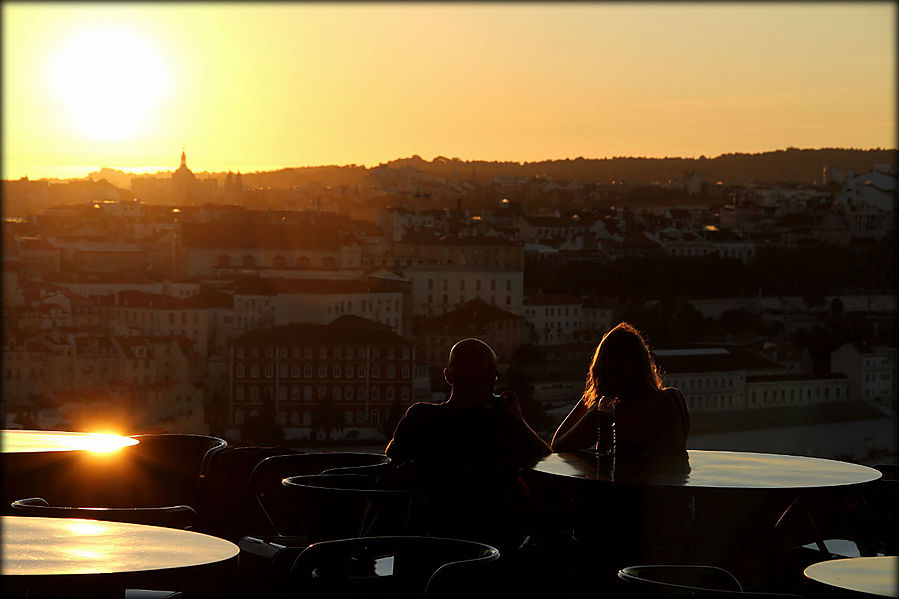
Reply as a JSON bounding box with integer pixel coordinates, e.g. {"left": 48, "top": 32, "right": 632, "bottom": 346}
{"left": 2, "top": 151, "right": 896, "bottom": 459}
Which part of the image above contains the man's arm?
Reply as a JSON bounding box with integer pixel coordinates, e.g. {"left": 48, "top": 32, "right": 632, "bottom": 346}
{"left": 496, "top": 392, "right": 551, "bottom": 463}
{"left": 385, "top": 403, "right": 421, "bottom": 463}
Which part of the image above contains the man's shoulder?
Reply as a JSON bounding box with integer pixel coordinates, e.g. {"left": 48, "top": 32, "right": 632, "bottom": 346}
{"left": 402, "top": 401, "right": 444, "bottom": 419}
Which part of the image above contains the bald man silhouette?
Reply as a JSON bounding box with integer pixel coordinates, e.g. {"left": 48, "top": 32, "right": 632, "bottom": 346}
{"left": 385, "top": 338, "right": 550, "bottom": 548}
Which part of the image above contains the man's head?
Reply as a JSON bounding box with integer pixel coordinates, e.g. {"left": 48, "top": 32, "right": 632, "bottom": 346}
{"left": 444, "top": 338, "right": 498, "bottom": 396}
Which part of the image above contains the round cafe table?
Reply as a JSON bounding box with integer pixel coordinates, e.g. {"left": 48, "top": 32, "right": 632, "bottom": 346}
{"left": 528, "top": 450, "right": 882, "bottom": 585}
{"left": 1, "top": 515, "right": 239, "bottom": 597}
{"left": 1, "top": 430, "right": 140, "bottom": 511}
{"left": 1, "top": 429, "right": 138, "bottom": 454}
{"left": 804, "top": 556, "right": 898, "bottom": 598}
{"left": 530, "top": 449, "right": 882, "bottom": 489}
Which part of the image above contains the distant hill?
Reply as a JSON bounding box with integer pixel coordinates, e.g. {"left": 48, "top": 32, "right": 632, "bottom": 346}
{"left": 20, "top": 148, "right": 899, "bottom": 190}
{"left": 383, "top": 148, "right": 898, "bottom": 185}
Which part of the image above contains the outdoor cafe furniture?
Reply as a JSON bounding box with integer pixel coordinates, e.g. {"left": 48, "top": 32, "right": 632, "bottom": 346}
{"left": 249, "top": 452, "right": 391, "bottom": 539}
{"left": 10, "top": 496, "right": 197, "bottom": 529}
{"left": 618, "top": 564, "right": 804, "bottom": 598}
{"left": 281, "top": 473, "right": 414, "bottom": 543}
{"left": 1, "top": 429, "right": 139, "bottom": 512}
{"left": 803, "top": 556, "right": 898, "bottom": 598}
{"left": 287, "top": 535, "right": 500, "bottom": 599}
{"left": 1, "top": 515, "right": 239, "bottom": 598}
{"left": 528, "top": 450, "right": 882, "bottom": 584}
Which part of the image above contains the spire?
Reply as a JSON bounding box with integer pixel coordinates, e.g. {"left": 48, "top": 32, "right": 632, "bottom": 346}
{"left": 180, "top": 148, "right": 187, "bottom": 168}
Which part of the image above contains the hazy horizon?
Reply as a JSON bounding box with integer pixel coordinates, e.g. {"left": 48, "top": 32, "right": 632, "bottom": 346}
{"left": 3, "top": 3, "right": 895, "bottom": 181}
{"left": 7, "top": 145, "right": 899, "bottom": 182}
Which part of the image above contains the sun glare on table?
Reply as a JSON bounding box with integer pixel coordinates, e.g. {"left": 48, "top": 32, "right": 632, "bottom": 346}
{"left": 76, "top": 432, "right": 139, "bottom": 453}
{"left": 48, "top": 26, "right": 169, "bottom": 141}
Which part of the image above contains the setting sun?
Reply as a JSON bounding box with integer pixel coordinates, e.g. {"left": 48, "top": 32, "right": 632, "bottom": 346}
{"left": 47, "top": 26, "right": 168, "bottom": 141}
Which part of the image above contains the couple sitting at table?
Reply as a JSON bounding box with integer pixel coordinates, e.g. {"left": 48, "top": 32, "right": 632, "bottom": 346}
{"left": 384, "top": 323, "right": 690, "bottom": 550}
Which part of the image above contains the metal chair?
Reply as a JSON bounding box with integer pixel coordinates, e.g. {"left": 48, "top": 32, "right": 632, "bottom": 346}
{"left": 125, "top": 433, "right": 227, "bottom": 508}
{"left": 282, "top": 473, "right": 413, "bottom": 543}
{"left": 289, "top": 536, "right": 500, "bottom": 599}
{"left": 10, "top": 497, "right": 197, "bottom": 529}
{"left": 249, "top": 452, "right": 391, "bottom": 538}
{"left": 618, "top": 565, "right": 804, "bottom": 598}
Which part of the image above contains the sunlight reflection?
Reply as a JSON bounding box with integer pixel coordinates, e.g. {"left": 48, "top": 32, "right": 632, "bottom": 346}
{"left": 65, "top": 521, "right": 110, "bottom": 536}
{"left": 1, "top": 430, "right": 138, "bottom": 453}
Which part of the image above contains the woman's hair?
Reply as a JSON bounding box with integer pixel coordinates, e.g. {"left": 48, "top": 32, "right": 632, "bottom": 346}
{"left": 583, "top": 322, "right": 662, "bottom": 408}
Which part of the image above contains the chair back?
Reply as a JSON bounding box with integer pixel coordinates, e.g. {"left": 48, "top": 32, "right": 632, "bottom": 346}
{"left": 250, "top": 452, "right": 391, "bottom": 536}
{"left": 11, "top": 496, "right": 197, "bottom": 529}
{"left": 120, "top": 434, "right": 227, "bottom": 508}
{"left": 282, "top": 474, "right": 412, "bottom": 542}
{"left": 290, "top": 536, "right": 499, "bottom": 599}
{"left": 618, "top": 565, "right": 743, "bottom": 597}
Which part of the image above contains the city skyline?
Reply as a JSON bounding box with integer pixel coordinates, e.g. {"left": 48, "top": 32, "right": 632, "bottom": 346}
{"left": 3, "top": 2, "right": 896, "bottom": 180}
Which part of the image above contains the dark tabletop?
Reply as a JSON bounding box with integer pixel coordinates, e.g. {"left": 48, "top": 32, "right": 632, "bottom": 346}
{"left": 530, "top": 450, "right": 882, "bottom": 489}
{"left": 1, "top": 429, "right": 138, "bottom": 454}
{"left": 1, "top": 515, "right": 239, "bottom": 576}
{"left": 804, "top": 556, "right": 898, "bottom": 598}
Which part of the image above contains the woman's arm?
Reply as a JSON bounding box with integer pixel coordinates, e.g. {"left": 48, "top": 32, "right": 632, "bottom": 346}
{"left": 550, "top": 398, "right": 599, "bottom": 452}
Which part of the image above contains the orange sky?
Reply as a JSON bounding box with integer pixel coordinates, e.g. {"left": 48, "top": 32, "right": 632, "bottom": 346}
{"left": 2, "top": 2, "right": 896, "bottom": 179}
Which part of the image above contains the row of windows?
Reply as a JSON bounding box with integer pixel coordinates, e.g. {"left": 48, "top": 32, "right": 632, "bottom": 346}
{"left": 679, "top": 376, "right": 737, "bottom": 389}
{"left": 750, "top": 386, "right": 844, "bottom": 403}
{"left": 427, "top": 278, "right": 512, "bottom": 292}
{"left": 234, "top": 383, "right": 410, "bottom": 402}
{"left": 234, "top": 363, "right": 411, "bottom": 379}
{"left": 217, "top": 255, "right": 338, "bottom": 269}
{"left": 687, "top": 394, "right": 735, "bottom": 409}
{"left": 233, "top": 408, "right": 381, "bottom": 427}
{"left": 236, "top": 345, "right": 409, "bottom": 360}
{"left": 427, "top": 294, "right": 512, "bottom": 306}
{"left": 526, "top": 307, "right": 579, "bottom": 317}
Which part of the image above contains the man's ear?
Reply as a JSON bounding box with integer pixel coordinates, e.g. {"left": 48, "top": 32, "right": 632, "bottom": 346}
{"left": 443, "top": 367, "right": 453, "bottom": 385}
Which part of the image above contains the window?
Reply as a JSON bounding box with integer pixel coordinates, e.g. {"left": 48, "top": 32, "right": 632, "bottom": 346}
{"left": 332, "top": 365, "right": 341, "bottom": 378}
{"left": 346, "top": 347, "right": 354, "bottom": 359}
{"left": 291, "top": 385, "right": 300, "bottom": 401}
{"left": 401, "top": 386, "right": 410, "bottom": 400}
{"left": 387, "top": 365, "right": 395, "bottom": 378}
{"left": 333, "top": 347, "right": 341, "bottom": 358}
{"left": 371, "top": 410, "right": 379, "bottom": 426}
{"left": 279, "top": 364, "right": 288, "bottom": 378}
{"left": 292, "top": 347, "right": 300, "bottom": 358}
{"left": 304, "top": 365, "right": 312, "bottom": 378}
{"left": 318, "top": 386, "right": 327, "bottom": 399}
{"left": 345, "top": 386, "right": 354, "bottom": 401}
{"left": 304, "top": 348, "right": 312, "bottom": 359}
{"left": 304, "top": 386, "right": 312, "bottom": 401}
{"left": 291, "top": 365, "right": 300, "bottom": 378}
{"left": 358, "top": 385, "right": 367, "bottom": 400}
{"left": 371, "top": 387, "right": 380, "bottom": 401}
{"left": 236, "top": 364, "right": 245, "bottom": 378}
{"left": 401, "top": 365, "right": 410, "bottom": 378}
{"left": 333, "top": 386, "right": 341, "bottom": 401}
{"left": 371, "top": 365, "right": 380, "bottom": 378}
{"left": 251, "top": 365, "right": 259, "bottom": 378}
{"left": 358, "top": 365, "right": 367, "bottom": 378}
{"left": 345, "top": 365, "right": 354, "bottom": 378}
{"left": 250, "top": 386, "right": 259, "bottom": 401}
{"left": 265, "top": 365, "right": 274, "bottom": 378}
{"left": 319, "top": 348, "right": 328, "bottom": 359}
{"left": 318, "top": 365, "right": 327, "bottom": 377}
{"left": 386, "top": 386, "right": 395, "bottom": 401}
{"left": 235, "top": 386, "right": 245, "bottom": 401}
{"left": 279, "top": 386, "right": 287, "bottom": 401}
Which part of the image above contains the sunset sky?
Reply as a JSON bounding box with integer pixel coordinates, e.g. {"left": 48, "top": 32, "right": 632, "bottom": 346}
{"left": 2, "top": 2, "right": 896, "bottom": 180}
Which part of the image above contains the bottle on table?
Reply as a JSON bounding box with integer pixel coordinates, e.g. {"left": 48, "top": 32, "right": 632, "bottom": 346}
{"left": 595, "top": 395, "right": 619, "bottom": 455}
